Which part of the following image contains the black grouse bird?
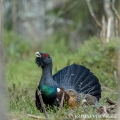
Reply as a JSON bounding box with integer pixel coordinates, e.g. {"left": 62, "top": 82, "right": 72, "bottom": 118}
{"left": 35, "top": 52, "right": 101, "bottom": 110}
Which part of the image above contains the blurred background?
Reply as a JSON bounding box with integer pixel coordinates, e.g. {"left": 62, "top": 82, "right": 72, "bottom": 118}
{"left": 4, "top": 0, "right": 120, "bottom": 43}
{"left": 1, "top": 0, "right": 120, "bottom": 119}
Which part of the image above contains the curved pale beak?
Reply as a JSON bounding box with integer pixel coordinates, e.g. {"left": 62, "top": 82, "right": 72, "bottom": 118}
{"left": 35, "top": 52, "right": 41, "bottom": 57}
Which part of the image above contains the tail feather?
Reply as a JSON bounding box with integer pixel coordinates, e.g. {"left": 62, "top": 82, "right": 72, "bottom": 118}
{"left": 79, "top": 72, "right": 95, "bottom": 87}
{"left": 90, "top": 89, "right": 101, "bottom": 95}
{"left": 82, "top": 84, "right": 100, "bottom": 94}
{"left": 95, "top": 93, "right": 101, "bottom": 99}
{"left": 53, "top": 64, "right": 101, "bottom": 100}
{"left": 53, "top": 66, "right": 68, "bottom": 85}
{"left": 62, "top": 65, "right": 77, "bottom": 85}
{"left": 74, "top": 67, "right": 90, "bottom": 87}
{"left": 81, "top": 76, "right": 99, "bottom": 92}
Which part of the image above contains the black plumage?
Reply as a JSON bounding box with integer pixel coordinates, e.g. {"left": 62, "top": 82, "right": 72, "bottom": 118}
{"left": 35, "top": 52, "right": 101, "bottom": 110}
{"left": 53, "top": 64, "right": 101, "bottom": 100}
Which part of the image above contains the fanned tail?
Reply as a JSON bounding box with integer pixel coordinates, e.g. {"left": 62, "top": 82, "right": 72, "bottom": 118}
{"left": 53, "top": 64, "right": 101, "bottom": 100}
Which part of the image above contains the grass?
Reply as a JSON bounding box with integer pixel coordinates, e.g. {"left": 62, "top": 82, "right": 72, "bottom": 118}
{"left": 5, "top": 32, "right": 119, "bottom": 119}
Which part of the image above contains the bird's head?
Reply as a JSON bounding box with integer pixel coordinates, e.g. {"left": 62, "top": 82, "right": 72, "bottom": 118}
{"left": 35, "top": 52, "right": 52, "bottom": 67}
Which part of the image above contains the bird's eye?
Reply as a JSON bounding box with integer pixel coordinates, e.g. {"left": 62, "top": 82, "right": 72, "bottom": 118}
{"left": 43, "top": 54, "right": 49, "bottom": 58}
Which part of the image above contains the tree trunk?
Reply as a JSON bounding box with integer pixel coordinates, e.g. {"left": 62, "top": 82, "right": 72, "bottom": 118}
{"left": 12, "top": 0, "right": 47, "bottom": 42}
{"left": 0, "top": 0, "right": 7, "bottom": 119}
{"left": 104, "top": 0, "right": 115, "bottom": 41}
{"left": 117, "top": 47, "right": 120, "bottom": 120}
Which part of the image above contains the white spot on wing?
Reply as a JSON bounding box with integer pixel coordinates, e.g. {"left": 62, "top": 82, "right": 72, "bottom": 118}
{"left": 57, "top": 88, "right": 60, "bottom": 92}
{"left": 82, "top": 99, "right": 87, "bottom": 104}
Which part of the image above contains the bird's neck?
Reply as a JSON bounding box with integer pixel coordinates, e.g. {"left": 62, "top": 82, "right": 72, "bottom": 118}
{"left": 40, "top": 63, "right": 57, "bottom": 86}
{"left": 41, "top": 64, "right": 52, "bottom": 80}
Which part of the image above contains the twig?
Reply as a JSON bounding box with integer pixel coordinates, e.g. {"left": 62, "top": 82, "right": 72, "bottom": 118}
{"left": 112, "top": 0, "right": 120, "bottom": 20}
{"left": 86, "top": 0, "right": 102, "bottom": 29}
{"left": 103, "top": 106, "right": 108, "bottom": 115}
{"left": 36, "top": 88, "right": 48, "bottom": 118}
{"left": 106, "top": 105, "right": 117, "bottom": 109}
{"left": 97, "top": 105, "right": 116, "bottom": 115}
{"left": 106, "top": 97, "right": 117, "bottom": 105}
{"left": 27, "top": 114, "right": 45, "bottom": 120}
{"left": 60, "top": 92, "right": 65, "bottom": 112}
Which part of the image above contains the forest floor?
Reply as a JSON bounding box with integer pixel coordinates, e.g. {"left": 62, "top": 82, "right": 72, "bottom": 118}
{"left": 5, "top": 36, "right": 119, "bottom": 120}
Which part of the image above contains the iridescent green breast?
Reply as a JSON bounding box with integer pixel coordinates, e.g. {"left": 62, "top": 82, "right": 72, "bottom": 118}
{"left": 39, "top": 85, "right": 57, "bottom": 98}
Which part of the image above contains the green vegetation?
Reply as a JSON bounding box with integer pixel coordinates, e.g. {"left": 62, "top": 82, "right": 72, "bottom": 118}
{"left": 5, "top": 32, "right": 118, "bottom": 119}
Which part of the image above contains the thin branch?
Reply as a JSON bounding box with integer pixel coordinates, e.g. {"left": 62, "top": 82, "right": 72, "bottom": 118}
{"left": 60, "top": 92, "right": 65, "bottom": 112}
{"left": 112, "top": 0, "right": 120, "bottom": 20}
{"left": 103, "top": 106, "right": 108, "bottom": 115}
{"left": 86, "top": 0, "right": 102, "bottom": 29}
{"left": 106, "top": 18, "right": 111, "bottom": 42}
{"left": 100, "top": 15, "right": 106, "bottom": 39}
{"left": 27, "top": 114, "right": 45, "bottom": 119}
{"left": 36, "top": 88, "right": 48, "bottom": 118}
{"left": 115, "top": 17, "right": 119, "bottom": 36}
{"left": 106, "top": 97, "right": 117, "bottom": 105}
{"left": 106, "top": 105, "right": 117, "bottom": 109}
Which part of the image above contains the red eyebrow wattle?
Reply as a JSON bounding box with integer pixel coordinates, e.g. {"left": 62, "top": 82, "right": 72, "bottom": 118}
{"left": 43, "top": 54, "right": 48, "bottom": 58}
